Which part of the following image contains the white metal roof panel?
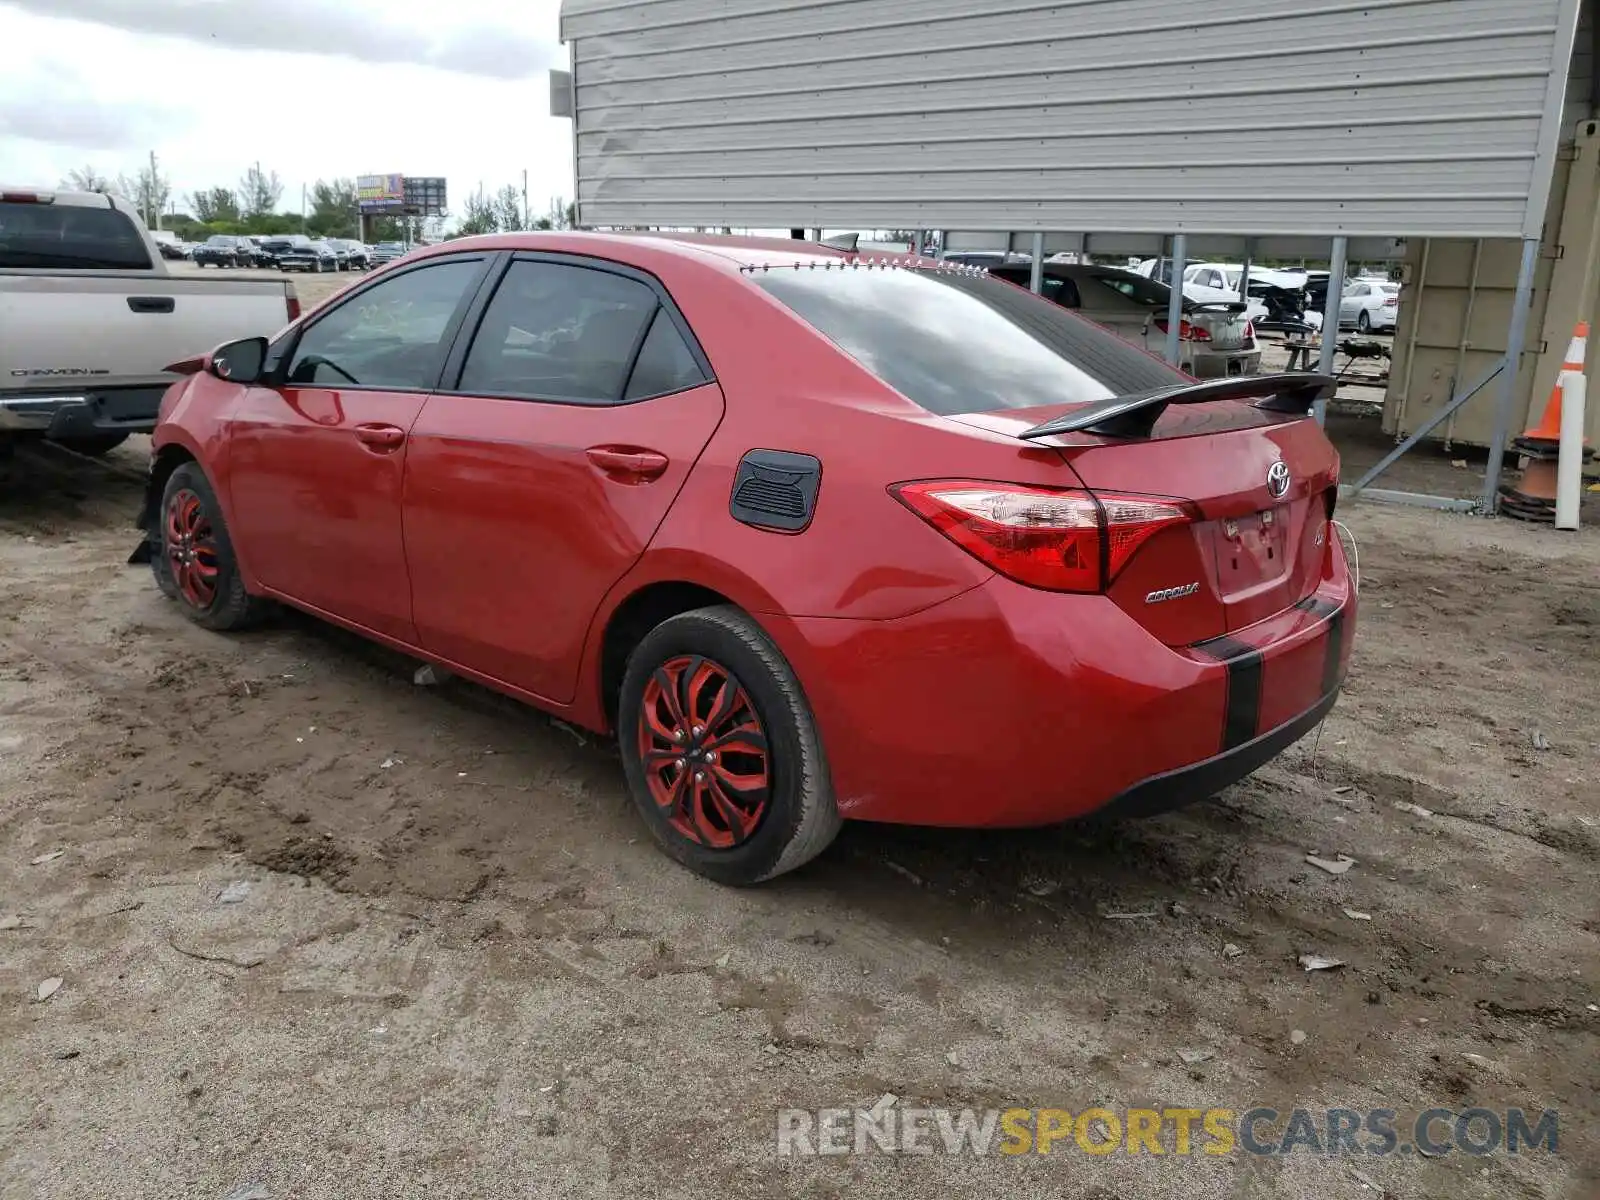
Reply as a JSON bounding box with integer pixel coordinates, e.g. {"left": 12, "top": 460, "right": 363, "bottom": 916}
{"left": 560, "top": 0, "right": 1585, "bottom": 238}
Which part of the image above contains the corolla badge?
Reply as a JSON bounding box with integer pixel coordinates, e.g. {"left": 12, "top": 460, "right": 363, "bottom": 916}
{"left": 1266, "top": 460, "right": 1291, "bottom": 499}
{"left": 1145, "top": 582, "right": 1200, "bottom": 604}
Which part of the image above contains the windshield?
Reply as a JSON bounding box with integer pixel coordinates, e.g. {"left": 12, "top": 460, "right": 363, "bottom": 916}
{"left": 0, "top": 201, "right": 153, "bottom": 270}
{"left": 753, "top": 265, "right": 1182, "bottom": 416}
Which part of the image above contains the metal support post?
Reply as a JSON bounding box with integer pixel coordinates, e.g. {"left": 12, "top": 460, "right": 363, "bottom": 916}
{"left": 1029, "top": 233, "right": 1045, "bottom": 293}
{"left": 1164, "top": 234, "right": 1188, "bottom": 367}
{"left": 1480, "top": 237, "right": 1542, "bottom": 510}
{"left": 1315, "top": 236, "right": 1349, "bottom": 423}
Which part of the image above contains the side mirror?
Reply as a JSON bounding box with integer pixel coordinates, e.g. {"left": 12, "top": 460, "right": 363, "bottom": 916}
{"left": 209, "top": 336, "right": 268, "bottom": 384}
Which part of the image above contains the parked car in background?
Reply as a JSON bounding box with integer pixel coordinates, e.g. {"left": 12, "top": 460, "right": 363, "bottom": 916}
{"left": 989, "top": 263, "right": 1262, "bottom": 378}
{"left": 1133, "top": 260, "right": 1322, "bottom": 331}
{"left": 0, "top": 186, "right": 299, "bottom": 455}
{"left": 1338, "top": 279, "right": 1399, "bottom": 333}
{"left": 317, "top": 239, "right": 350, "bottom": 271}
{"left": 137, "top": 232, "right": 1353, "bottom": 885}
{"left": 370, "top": 241, "right": 407, "bottom": 266}
{"left": 941, "top": 251, "right": 1031, "bottom": 267}
{"left": 277, "top": 238, "right": 339, "bottom": 273}
{"left": 255, "top": 235, "right": 307, "bottom": 268}
{"left": 192, "top": 235, "right": 252, "bottom": 268}
{"left": 329, "top": 238, "right": 370, "bottom": 270}
{"left": 151, "top": 230, "right": 188, "bottom": 261}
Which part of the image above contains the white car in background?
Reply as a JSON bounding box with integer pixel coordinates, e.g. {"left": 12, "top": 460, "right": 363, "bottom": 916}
{"left": 1137, "top": 260, "right": 1329, "bottom": 332}
{"left": 1338, "top": 278, "right": 1400, "bottom": 333}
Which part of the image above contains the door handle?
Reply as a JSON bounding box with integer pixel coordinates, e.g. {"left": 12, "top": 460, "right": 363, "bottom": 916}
{"left": 128, "top": 296, "right": 176, "bottom": 314}
{"left": 586, "top": 446, "right": 669, "bottom": 482}
{"left": 354, "top": 423, "right": 406, "bottom": 451}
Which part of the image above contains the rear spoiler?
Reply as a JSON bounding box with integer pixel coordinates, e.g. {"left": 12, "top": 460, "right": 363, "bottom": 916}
{"left": 1189, "top": 300, "right": 1248, "bottom": 315}
{"left": 1016, "top": 373, "right": 1337, "bottom": 440}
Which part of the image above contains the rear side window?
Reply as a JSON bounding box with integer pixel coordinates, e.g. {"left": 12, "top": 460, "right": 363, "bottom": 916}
{"left": 0, "top": 200, "right": 152, "bottom": 269}
{"left": 753, "top": 265, "right": 1182, "bottom": 416}
{"left": 459, "top": 260, "right": 699, "bottom": 404}
{"left": 624, "top": 309, "right": 706, "bottom": 400}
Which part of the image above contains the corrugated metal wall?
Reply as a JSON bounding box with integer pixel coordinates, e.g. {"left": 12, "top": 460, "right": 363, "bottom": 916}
{"left": 561, "top": 0, "right": 1582, "bottom": 237}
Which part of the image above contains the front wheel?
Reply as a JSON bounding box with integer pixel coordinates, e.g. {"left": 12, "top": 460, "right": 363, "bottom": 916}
{"left": 618, "top": 606, "right": 840, "bottom": 885}
{"left": 153, "top": 462, "right": 269, "bottom": 631}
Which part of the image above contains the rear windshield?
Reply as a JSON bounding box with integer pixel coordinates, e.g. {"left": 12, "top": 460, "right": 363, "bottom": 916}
{"left": 1085, "top": 270, "right": 1173, "bottom": 308}
{"left": 753, "top": 265, "right": 1182, "bottom": 415}
{"left": 0, "top": 200, "right": 153, "bottom": 270}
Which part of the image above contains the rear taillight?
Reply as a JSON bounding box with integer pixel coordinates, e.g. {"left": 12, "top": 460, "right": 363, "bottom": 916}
{"left": 286, "top": 287, "right": 301, "bottom": 322}
{"left": 1153, "top": 319, "right": 1211, "bottom": 342}
{"left": 893, "top": 481, "right": 1191, "bottom": 593}
{"left": 1384, "top": 297, "right": 1398, "bottom": 307}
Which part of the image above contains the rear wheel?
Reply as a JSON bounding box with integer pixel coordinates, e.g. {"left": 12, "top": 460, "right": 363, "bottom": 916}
{"left": 53, "top": 432, "right": 129, "bottom": 457}
{"left": 1357, "top": 311, "right": 1371, "bottom": 334}
{"left": 618, "top": 606, "right": 840, "bottom": 885}
{"left": 154, "top": 462, "right": 268, "bottom": 631}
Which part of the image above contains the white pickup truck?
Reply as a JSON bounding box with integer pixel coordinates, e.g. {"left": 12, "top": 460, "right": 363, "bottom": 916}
{"left": 0, "top": 186, "right": 300, "bottom": 455}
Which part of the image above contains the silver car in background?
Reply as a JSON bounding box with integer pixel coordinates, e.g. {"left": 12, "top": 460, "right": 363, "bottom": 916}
{"left": 990, "top": 262, "right": 1262, "bottom": 378}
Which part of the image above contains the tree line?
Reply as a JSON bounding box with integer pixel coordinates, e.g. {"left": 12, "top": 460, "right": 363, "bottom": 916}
{"left": 61, "top": 163, "right": 574, "bottom": 244}
{"left": 62, "top": 162, "right": 406, "bottom": 242}
{"left": 452, "top": 184, "right": 575, "bottom": 236}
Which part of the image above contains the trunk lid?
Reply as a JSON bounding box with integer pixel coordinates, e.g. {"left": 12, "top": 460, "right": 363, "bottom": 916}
{"left": 949, "top": 396, "right": 1339, "bottom": 645}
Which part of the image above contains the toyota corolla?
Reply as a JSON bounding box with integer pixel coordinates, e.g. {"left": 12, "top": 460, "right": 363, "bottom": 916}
{"left": 136, "top": 233, "right": 1356, "bottom": 886}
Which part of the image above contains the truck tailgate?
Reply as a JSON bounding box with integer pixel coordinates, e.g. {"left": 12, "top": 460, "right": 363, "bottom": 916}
{"left": 0, "top": 273, "right": 293, "bottom": 393}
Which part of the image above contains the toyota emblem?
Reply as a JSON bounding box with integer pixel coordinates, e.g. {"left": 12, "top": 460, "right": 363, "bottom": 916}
{"left": 1266, "top": 461, "right": 1291, "bottom": 499}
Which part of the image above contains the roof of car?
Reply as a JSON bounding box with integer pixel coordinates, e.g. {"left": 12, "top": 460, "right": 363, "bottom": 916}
{"left": 426, "top": 230, "right": 863, "bottom": 273}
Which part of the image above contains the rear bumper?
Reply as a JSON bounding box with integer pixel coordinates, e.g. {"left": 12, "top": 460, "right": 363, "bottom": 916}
{"left": 1187, "top": 348, "right": 1263, "bottom": 378}
{"left": 0, "top": 387, "right": 166, "bottom": 437}
{"left": 762, "top": 543, "right": 1355, "bottom": 828}
{"left": 1099, "top": 681, "right": 1338, "bottom": 818}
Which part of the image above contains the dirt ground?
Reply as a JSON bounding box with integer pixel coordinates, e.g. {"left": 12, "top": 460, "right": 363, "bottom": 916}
{"left": 3, "top": 310, "right": 1598, "bottom": 1199}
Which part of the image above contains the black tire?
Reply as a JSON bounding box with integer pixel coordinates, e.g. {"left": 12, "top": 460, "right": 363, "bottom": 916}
{"left": 618, "top": 606, "right": 840, "bottom": 885}
{"left": 1357, "top": 311, "right": 1371, "bottom": 334}
{"left": 53, "top": 432, "right": 130, "bottom": 457}
{"left": 153, "top": 462, "right": 268, "bottom": 631}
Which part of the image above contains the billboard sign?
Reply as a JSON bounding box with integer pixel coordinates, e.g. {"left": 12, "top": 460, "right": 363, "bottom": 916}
{"left": 357, "top": 174, "right": 404, "bottom": 212}
{"left": 403, "top": 176, "right": 448, "bottom": 216}
{"left": 357, "top": 174, "right": 447, "bottom": 215}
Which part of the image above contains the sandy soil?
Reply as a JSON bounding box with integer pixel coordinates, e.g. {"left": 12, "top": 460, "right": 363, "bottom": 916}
{"left": 1, "top": 403, "right": 1597, "bottom": 1197}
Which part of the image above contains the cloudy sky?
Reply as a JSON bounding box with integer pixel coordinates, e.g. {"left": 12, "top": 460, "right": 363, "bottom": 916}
{"left": 0, "top": 0, "right": 572, "bottom": 218}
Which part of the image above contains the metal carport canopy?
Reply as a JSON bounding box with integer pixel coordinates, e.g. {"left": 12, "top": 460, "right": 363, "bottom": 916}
{"left": 559, "top": 0, "right": 1583, "bottom": 240}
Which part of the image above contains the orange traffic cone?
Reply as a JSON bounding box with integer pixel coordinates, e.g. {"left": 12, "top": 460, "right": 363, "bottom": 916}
{"left": 1503, "top": 321, "right": 1592, "bottom": 521}
{"left": 1523, "top": 321, "right": 1589, "bottom": 443}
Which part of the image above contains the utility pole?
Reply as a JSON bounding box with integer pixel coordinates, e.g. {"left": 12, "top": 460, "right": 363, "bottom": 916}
{"left": 149, "top": 149, "right": 162, "bottom": 231}
{"left": 301, "top": 183, "right": 307, "bottom": 233}
{"left": 522, "top": 169, "right": 530, "bottom": 230}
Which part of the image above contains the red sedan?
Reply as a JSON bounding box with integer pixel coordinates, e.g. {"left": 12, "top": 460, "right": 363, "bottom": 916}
{"left": 137, "top": 233, "right": 1356, "bottom": 885}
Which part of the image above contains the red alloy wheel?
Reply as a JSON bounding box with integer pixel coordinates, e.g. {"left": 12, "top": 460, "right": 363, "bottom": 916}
{"left": 164, "top": 488, "right": 221, "bottom": 609}
{"left": 637, "top": 655, "right": 771, "bottom": 849}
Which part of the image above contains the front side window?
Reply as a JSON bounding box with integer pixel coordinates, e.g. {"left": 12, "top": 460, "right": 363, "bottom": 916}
{"left": 754, "top": 264, "right": 1182, "bottom": 417}
{"left": 284, "top": 259, "right": 481, "bottom": 390}
{"left": 457, "top": 260, "right": 670, "bottom": 403}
